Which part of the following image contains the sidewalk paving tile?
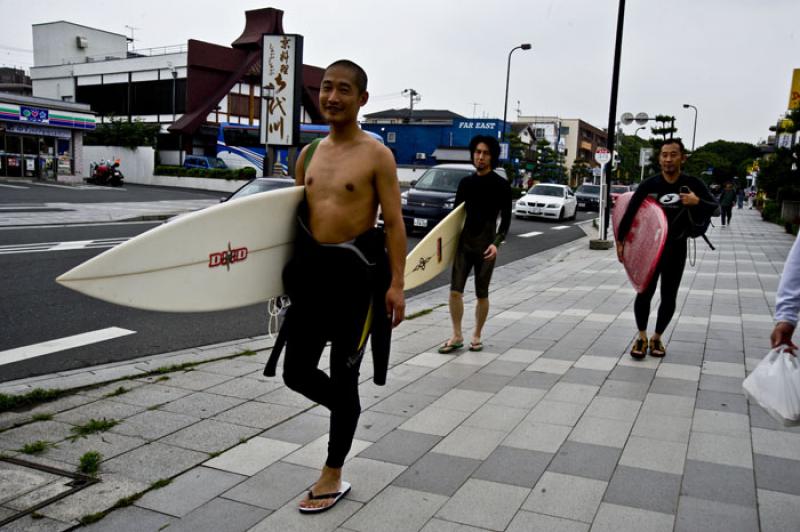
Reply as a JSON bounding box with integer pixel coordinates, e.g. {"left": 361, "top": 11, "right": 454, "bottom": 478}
{"left": 250, "top": 497, "right": 361, "bottom": 532}
{"left": 618, "top": 436, "right": 687, "bottom": 475}
{"left": 547, "top": 441, "right": 622, "bottom": 482}
{"left": 392, "top": 452, "right": 480, "bottom": 496}
{"left": 212, "top": 401, "right": 302, "bottom": 429}
{"left": 437, "top": 478, "right": 529, "bottom": 530}
{"left": 526, "top": 358, "right": 573, "bottom": 375}
{"left": 159, "top": 498, "right": 269, "bottom": 532}
{"left": 431, "top": 425, "right": 507, "bottom": 460}
{"left": 680, "top": 459, "right": 756, "bottom": 506}
{"left": 429, "top": 389, "right": 493, "bottom": 413}
{"left": 503, "top": 420, "right": 571, "bottom": 454}
{"left": 106, "top": 384, "right": 193, "bottom": 408}
{"left": 260, "top": 411, "right": 330, "bottom": 445}
{"left": 44, "top": 431, "right": 146, "bottom": 465}
{"left": 543, "top": 382, "right": 599, "bottom": 405}
{"left": 674, "top": 496, "right": 758, "bottom": 532}
{"left": 687, "top": 431, "right": 753, "bottom": 469}
{"left": 257, "top": 386, "right": 318, "bottom": 409}
{"left": 507, "top": 511, "right": 589, "bottom": 532}
{"left": 456, "top": 372, "right": 514, "bottom": 393}
{"left": 53, "top": 399, "right": 145, "bottom": 425}
{"left": 135, "top": 466, "right": 245, "bottom": 517}
{"left": 488, "top": 385, "right": 545, "bottom": 409}
{"left": 159, "top": 419, "right": 260, "bottom": 454}
{"left": 753, "top": 453, "right": 800, "bottom": 495}
{"left": 80, "top": 505, "right": 177, "bottom": 531}
{"left": 147, "top": 370, "right": 232, "bottom": 391}
{"left": 357, "top": 429, "right": 441, "bottom": 466}
{"left": 103, "top": 441, "right": 209, "bottom": 483}
{"left": 526, "top": 399, "right": 586, "bottom": 427}
{"left": 204, "top": 436, "right": 300, "bottom": 476}
{"left": 497, "top": 348, "right": 543, "bottom": 364}
{"left": 597, "top": 379, "right": 649, "bottom": 401}
{"left": 757, "top": 488, "right": 800, "bottom": 532}
{"left": 655, "top": 363, "right": 700, "bottom": 382}
{"left": 522, "top": 471, "right": 606, "bottom": 523}
{"left": 604, "top": 465, "right": 682, "bottom": 514}
{"left": 38, "top": 473, "right": 148, "bottom": 524}
{"left": 398, "top": 406, "right": 471, "bottom": 437}
{"left": 336, "top": 457, "right": 406, "bottom": 502}
{"left": 640, "top": 393, "right": 695, "bottom": 418}
{"left": 109, "top": 409, "right": 200, "bottom": 441}
{"left": 508, "top": 370, "right": 560, "bottom": 390}
{"left": 282, "top": 434, "right": 371, "bottom": 469}
{"left": 691, "top": 409, "right": 750, "bottom": 436}
{"left": 420, "top": 518, "right": 491, "bottom": 531}
{"left": 221, "top": 460, "right": 317, "bottom": 510}
{"left": 471, "top": 446, "right": 551, "bottom": 488}
{"left": 584, "top": 396, "right": 641, "bottom": 422}
{"left": 569, "top": 416, "right": 633, "bottom": 448}
{"left": 694, "top": 389, "right": 748, "bottom": 414}
{"left": 343, "top": 486, "right": 447, "bottom": 532}
{"left": 648, "top": 377, "right": 699, "bottom": 397}
{"left": 591, "top": 503, "right": 674, "bottom": 532}
{"left": 0, "top": 420, "right": 74, "bottom": 447}
{"left": 751, "top": 427, "right": 800, "bottom": 460}
{"left": 353, "top": 410, "right": 407, "bottom": 442}
{"left": 204, "top": 376, "right": 283, "bottom": 399}
{"left": 159, "top": 391, "right": 246, "bottom": 418}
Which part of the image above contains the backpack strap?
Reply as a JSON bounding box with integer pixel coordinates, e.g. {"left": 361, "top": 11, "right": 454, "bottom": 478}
{"left": 303, "top": 138, "right": 322, "bottom": 170}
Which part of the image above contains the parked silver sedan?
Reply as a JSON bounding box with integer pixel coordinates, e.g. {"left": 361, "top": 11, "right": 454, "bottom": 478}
{"left": 514, "top": 183, "right": 577, "bottom": 221}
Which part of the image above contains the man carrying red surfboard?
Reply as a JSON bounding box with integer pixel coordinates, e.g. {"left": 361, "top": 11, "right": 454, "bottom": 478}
{"left": 277, "top": 59, "right": 407, "bottom": 513}
{"left": 615, "top": 139, "right": 717, "bottom": 358}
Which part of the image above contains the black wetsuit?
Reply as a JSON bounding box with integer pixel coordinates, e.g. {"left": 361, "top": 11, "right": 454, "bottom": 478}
{"left": 617, "top": 173, "right": 717, "bottom": 334}
{"left": 450, "top": 170, "right": 512, "bottom": 298}
{"left": 265, "top": 199, "right": 391, "bottom": 468}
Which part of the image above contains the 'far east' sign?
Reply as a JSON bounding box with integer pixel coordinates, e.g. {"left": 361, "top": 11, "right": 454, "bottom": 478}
{"left": 261, "top": 34, "right": 304, "bottom": 147}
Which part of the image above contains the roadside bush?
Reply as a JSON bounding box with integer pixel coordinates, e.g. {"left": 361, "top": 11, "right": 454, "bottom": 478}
{"left": 761, "top": 200, "right": 781, "bottom": 224}
{"left": 510, "top": 186, "right": 525, "bottom": 199}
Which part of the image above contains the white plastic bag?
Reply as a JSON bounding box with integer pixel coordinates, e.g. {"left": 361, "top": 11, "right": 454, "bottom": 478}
{"left": 742, "top": 346, "right": 800, "bottom": 426}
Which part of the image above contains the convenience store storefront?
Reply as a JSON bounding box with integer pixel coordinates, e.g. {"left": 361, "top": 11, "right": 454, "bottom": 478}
{"left": 0, "top": 94, "right": 95, "bottom": 181}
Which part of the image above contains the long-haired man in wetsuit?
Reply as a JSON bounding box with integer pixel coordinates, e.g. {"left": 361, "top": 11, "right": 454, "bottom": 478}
{"left": 283, "top": 60, "right": 406, "bottom": 512}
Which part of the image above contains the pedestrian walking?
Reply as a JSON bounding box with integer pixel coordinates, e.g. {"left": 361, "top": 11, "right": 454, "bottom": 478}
{"left": 719, "top": 181, "right": 736, "bottom": 226}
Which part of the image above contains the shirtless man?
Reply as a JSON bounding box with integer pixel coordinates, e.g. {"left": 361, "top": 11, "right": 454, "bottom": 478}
{"left": 282, "top": 59, "right": 406, "bottom": 513}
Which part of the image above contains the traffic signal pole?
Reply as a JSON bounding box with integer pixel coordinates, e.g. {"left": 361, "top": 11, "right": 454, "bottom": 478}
{"left": 603, "top": 0, "right": 626, "bottom": 243}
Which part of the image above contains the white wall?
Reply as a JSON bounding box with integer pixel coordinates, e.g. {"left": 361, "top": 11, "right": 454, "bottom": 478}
{"left": 33, "top": 22, "right": 127, "bottom": 67}
{"left": 82, "top": 146, "right": 155, "bottom": 182}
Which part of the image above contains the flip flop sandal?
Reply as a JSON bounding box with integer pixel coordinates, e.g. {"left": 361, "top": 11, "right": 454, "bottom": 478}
{"left": 469, "top": 341, "right": 483, "bottom": 352}
{"left": 438, "top": 340, "right": 464, "bottom": 354}
{"left": 299, "top": 481, "right": 352, "bottom": 514}
{"left": 630, "top": 338, "right": 647, "bottom": 359}
{"left": 649, "top": 339, "right": 666, "bottom": 358}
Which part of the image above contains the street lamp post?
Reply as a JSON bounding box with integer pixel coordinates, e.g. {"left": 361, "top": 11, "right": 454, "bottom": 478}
{"left": 502, "top": 43, "right": 532, "bottom": 142}
{"left": 683, "top": 103, "right": 698, "bottom": 151}
{"left": 634, "top": 126, "right": 645, "bottom": 138}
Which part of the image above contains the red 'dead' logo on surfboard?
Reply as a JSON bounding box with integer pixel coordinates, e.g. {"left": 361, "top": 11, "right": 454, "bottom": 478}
{"left": 209, "top": 242, "right": 248, "bottom": 271}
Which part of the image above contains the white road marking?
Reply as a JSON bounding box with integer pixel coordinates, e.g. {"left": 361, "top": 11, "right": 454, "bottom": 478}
{"left": 0, "top": 327, "right": 136, "bottom": 366}
{"left": 0, "top": 238, "right": 129, "bottom": 255}
{"left": 518, "top": 231, "right": 543, "bottom": 238}
{"left": 552, "top": 226, "right": 570, "bottom": 230}
{"left": 0, "top": 183, "right": 28, "bottom": 189}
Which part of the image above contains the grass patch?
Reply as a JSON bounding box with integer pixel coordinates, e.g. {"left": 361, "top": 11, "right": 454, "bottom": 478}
{"left": 155, "top": 376, "right": 170, "bottom": 382}
{"left": 150, "top": 363, "right": 196, "bottom": 375}
{"left": 406, "top": 303, "right": 446, "bottom": 321}
{"left": 31, "top": 412, "right": 53, "bottom": 422}
{"left": 103, "top": 386, "right": 129, "bottom": 398}
{"left": 78, "top": 450, "right": 102, "bottom": 476}
{"left": 0, "top": 388, "right": 67, "bottom": 413}
{"left": 150, "top": 478, "right": 172, "bottom": 490}
{"left": 237, "top": 349, "right": 257, "bottom": 357}
{"left": 70, "top": 418, "right": 119, "bottom": 440}
{"left": 19, "top": 440, "right": 54, "bottom": 455}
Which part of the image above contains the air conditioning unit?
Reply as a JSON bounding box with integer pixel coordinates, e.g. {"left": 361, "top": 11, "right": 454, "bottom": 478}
{"left": 76, "top": 36, "right": 88, "bottom": 49}
{"left": 415, "top": 152, "right": 426, "bottom": 160}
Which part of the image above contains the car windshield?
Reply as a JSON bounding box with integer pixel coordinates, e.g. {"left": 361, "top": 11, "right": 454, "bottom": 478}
{"left": 230, "top": 179, "right": 293, "bottom": 200}
{"left": 413, "top": 169, "right": 471, "bottom": 192}
{"left": 577, "top": 185, "right": 601, "bottom": 194}
{"left": 528, "top": 185, "right": 563, "bottom": 197}
{"left": 611, "top": 186, "right": 629, "bottom": 194}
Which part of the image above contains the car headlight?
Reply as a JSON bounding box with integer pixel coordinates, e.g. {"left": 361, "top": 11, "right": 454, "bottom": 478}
{"left": 517, "top": 201, "right": 526, "bottom": 207}
{"left": 401, "top": 192, "right": 408, "bottom": 206}
{"left": 443, "top": 200, "right": 455, "bottom": 210}
{"left": 546, "top": 203, "right": 558, "bottom": 209}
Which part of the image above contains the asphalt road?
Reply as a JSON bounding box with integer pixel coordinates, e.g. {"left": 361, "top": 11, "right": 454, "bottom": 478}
{"left": 0, "top": 183, "right": 596, "bottom": 382}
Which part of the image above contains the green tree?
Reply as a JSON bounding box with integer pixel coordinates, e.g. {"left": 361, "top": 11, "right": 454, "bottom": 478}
{"left": 650, "top": 115, "right": 677, "bottom": 141}
{"left": 683, "top": 140, "right": 760, "bottom": 185}
{"left": 615, "top": 133, "right": 652, "bottom": 184}
{"left": 85, "top": 118, "right": 161, "bottom": 149}
{"left": 570, "top": 159, "right": 593, "bottom": 185}
{"left": 530, "top": 139, "right": 566, "bottom": 184}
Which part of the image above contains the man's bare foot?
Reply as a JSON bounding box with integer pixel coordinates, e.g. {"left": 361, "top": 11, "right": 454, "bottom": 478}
{"left": 299, "top": 465, "right": 344, "bottom": 512}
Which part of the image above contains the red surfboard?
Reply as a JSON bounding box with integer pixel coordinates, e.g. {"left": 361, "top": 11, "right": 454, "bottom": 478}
{"left": 612, "top": 191, "right": 668, "bottom": 293}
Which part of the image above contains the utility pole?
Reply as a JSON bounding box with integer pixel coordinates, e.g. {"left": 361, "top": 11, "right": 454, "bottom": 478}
{"left": 402, "top": 88, "right": 420, "bottom": 123}
{"left": 470, "top": 102, "right": 480, "bottom": 119}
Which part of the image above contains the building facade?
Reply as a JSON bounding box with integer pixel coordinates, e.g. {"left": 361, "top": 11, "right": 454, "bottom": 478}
{"left": 0, "top": 92, "right": 95, "bottom": 181}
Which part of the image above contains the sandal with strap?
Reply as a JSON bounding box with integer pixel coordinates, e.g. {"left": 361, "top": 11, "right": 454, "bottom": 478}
{"left": 649, "top": 338, "right": 666, "bottom": 358}
{"left": 438, "top": 340, "right": 464, "bottom": 354}
{"left": 630, "top": 338, "right": 647, "bottom": 359}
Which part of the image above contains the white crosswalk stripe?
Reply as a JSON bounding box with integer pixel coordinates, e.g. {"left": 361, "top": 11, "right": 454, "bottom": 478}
{"left": 0, "top": 237, "right": 130, "bottom": 255}
{"left": 0, "top": 327, "right": 136, "bottom": 366}
{"left": 518, "top": 231, "right": 543, "bottom": 238}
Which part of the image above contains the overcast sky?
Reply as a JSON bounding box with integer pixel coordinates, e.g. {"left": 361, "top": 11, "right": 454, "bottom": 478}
{"left": 1, "top": 0, "right": 797, "bottom": 147}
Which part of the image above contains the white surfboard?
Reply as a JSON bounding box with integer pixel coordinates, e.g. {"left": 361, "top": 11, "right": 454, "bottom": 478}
{"left": 56, "top": 186, "right": 305, "bottom": 312}
{"left": 404, "top": 204, "right": 466, "bottom": 291}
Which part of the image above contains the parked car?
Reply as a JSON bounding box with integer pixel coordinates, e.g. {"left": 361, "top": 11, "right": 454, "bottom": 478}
{"left": 515, "top": 184, "right": 577, "bottom": 221}
{"left": 399, "top": 164, "right": 507, "bottom": 233}
{"left": 610, "top": 184, "right": 631, "bottom": 205}
{"left": 221, "top": 176, "right": 295, "bottom": 202}
{"left": 575, "top": 183, "right": 601, "bottom": 211}
{"left": 184, "top": 155, "right": 228, "bottom": 170}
